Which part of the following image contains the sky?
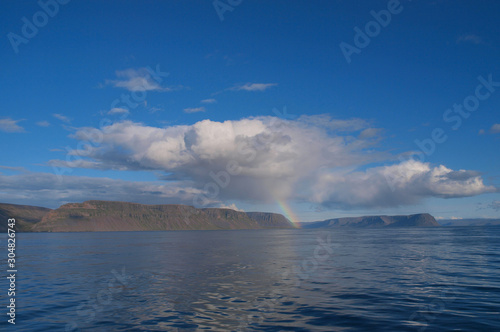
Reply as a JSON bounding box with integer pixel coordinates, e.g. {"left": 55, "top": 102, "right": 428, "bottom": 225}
{"left": 1, "top": 0, "right": 499, "bottom": 222}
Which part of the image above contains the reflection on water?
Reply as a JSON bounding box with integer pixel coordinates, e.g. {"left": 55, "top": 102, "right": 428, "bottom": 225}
{"left": 1, "top": 227, "right": 499, "bottom": 331}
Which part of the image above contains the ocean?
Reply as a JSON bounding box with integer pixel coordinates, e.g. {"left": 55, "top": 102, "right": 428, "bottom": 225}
{"left": 1, "top": 226, "right": 499, "bottom": 331}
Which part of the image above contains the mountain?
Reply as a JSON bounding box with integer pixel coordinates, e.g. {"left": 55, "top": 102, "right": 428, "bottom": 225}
{"left": 31, "top": 200, "right": 294, "bottom": 232}
{"left": 301, "top": 213, "right": 439, "bottom": 228}
{"left": 438, "top": 218, "right": 500, "bottom": 226}
{"left": 0, "top": 203, "right": 52, "bottom": 232}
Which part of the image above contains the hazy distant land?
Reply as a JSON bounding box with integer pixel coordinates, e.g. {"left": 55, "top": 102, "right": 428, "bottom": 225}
{"left": 1, "top": 200, "right": 497, "bottom": 232}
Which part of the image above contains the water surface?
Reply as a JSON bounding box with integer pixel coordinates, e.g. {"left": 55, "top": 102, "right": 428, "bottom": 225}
{"left": 1, "top": 227, "right": 499, "bottom": 331}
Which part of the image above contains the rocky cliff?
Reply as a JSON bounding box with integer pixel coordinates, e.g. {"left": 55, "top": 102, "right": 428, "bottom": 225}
{"left": 301, "top": 213, "right": 439, "bottom": 228}
{"left": 0, "top": 203, "right": 52, "bottom": 232}
{"left": 32, "top": 200, "right": 295, "bottom": 232}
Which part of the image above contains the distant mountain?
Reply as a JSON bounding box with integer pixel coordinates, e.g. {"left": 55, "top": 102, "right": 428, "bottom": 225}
{"left": 438, "top": 218, "right": 500, "bottom": 227}
{"left": 0, "top": 203, "right": 52, "bottom": 232}
{"left": 30, "top": 200, "right": 294, "bottom": 232}
{"left": 301, "top": 213, "right": 439, "bottom": 228}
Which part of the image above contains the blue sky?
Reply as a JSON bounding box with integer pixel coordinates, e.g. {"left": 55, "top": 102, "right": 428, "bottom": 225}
{"left": 1, "top": 0, "right": 499, "bottom": 221}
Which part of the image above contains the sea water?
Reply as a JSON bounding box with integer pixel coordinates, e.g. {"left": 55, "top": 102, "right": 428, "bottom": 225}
{"left": 1, "top": 227, "right": 499, "bottom": 331}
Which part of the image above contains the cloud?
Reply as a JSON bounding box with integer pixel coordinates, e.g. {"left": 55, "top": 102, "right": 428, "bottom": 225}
{"left": 105, "top": 68, "right": 171, "bottom": 92}
{"left": 311, "top": 160, "right": 495, "bottom": 209}
{"left": 456, "top": 34, "right": 484, "bottom": 45}
{"left": 108, "top": 107, "right": 130, "bottom": 115}
{"left": 36, "top": 121, "right": 51, "bottom": 127}
{"left": 46, "top": 116, "right": 495, "bottom": 209}
{"left": 359, "top": 128, "right": 383, "bottom": 139}
{"left": 0, "top": 165, "right": 28, "bottom": 173}
{"left": 219, "top": 203, "right": 244, "bottom": 212}
{"left": 230, "top": 83, "right": 277, "bottom": 92}
{"left": 148, "top": 107, "right": 163, "bottom": 113}
{"left": 0, "top": 118, "right": 25, "bottom": 133}
{"left": 0, "top": 172, "right": 204, "bottom": 209}
{"left": 184, "top": 107, "right": 205, "bottom": 113}
{"left": 490, "top": 123, "right": 500, "bottom": 134}
{"left": 201, "top": 98, "right": 217, "bottom": 104}
{"left": 298, "top": 114, "right": 370, "bottom": 132}
{"left": 478, "top": 129, "right": 486, "bottom": 135}
{"left": 53, "top": 113, "right": 71, "bottom": 123}
{"left": 488, "top": 200, "right": 500, "bottom": 211}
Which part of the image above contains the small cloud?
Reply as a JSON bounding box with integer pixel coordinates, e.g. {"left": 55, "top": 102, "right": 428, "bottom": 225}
{"left": 488, "top": 200, "right": 500, "bottom": 211}
{"left": 0, "top": 165, "right": 28, "bottom": 173}
{"left": 184, "top": 107, "right": 205, "bottom": 114}
{"left": 108, "top": 107, "right": 129, "bottom": 115}
{"left": 490, "top": 123, "right": 500, "bottom": 134}
{"left": 359, "top": 128, "right": 382, "bottom": 139}
{"left": 456, "top": 34, "right": 484, "bottom": 45}
{"left": 219, "top": 203, "right": 244, "bottom": 212}
{"left": 36, "top": 121, "right": 51, "bottom": 127}
{"left": 450, "top": 216, "right": 463, "bottom": 220}
{"left": 105, "top": 67, "right": 171, "bottom": 92}
{"left": 53, "top": 113, "right": 71, "bottom": 123}
{"left": 0, "top": 118, "right": 25, "bottom": 133}
{"left": 230, "top": 83, "right": 277, "bottom": 92}
{"left": 148, "top": 107, "right": 163, "bottom": 113}
{"left": 201, "top": 98, "right": 217, "bottom": 104}
{"left": 478, "top": 129, "right": 486, "bottom": 135}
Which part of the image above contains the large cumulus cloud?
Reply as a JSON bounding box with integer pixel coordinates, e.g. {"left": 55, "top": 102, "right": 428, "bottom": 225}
{"left": 43, "top": 115, "right": 495, "bottom": 208}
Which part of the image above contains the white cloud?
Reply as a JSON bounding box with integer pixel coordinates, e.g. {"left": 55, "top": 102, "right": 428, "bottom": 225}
{"left": 490, "top": 123, "right": 500, "bottom": 134}
{"left": 108, "top": 107, "right": 129, "bottom": 115}
{"left": 478, "top": 129, "right": 486, "bottom": 135}
{"left": 36, "top": 121, "right": 51, "bottom": 127}
{"left": 0, "top": 172, "right": 204, "bottom": 209}
{"left": 310, "top": 160, "right": 495, "bottom": 209}
{"left": 230, "top": 83, "right": 277, "bottom": 92}
{"left": 0, "top": 118, "right": 25, "bottom": 133}
{"left": 46, "top": 116, "right": 495, "bottom": 209}
{"left": 456, "top": 34, "right": 484, "bottom": 45}
{"left": 0, "top": 165, "right": 28, "bottom": 173}
{"left": 219, "top": 203, "right": 244, "bottom": 212}
{"left": 184, "top": 107, "right": 205, "bottom": 113}
{"left": 201, "top": 98, "right": 217, "bottom": 104}
{"left": 105, "top": 68, "right": 171, "bottom": 92}
{"left": 53, "top": 113, "right": 71, "bottom": 123}
{"left": 359, "top": 127, "right": 383, "bottom": 139}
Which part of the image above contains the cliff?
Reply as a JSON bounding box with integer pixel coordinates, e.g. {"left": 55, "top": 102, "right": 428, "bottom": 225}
{"left": 0, "top": 203, "right": 52, "bottom": 232}
{"left": 439, "top": 218, "right": 500, "bottom": 226}
{"left": 32, "top": 200, "right": 295, "bottom": 232}
{"left": 301, "top": 213, "right": 440, "bottom": 228}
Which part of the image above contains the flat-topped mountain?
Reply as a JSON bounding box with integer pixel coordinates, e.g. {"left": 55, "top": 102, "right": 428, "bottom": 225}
{"left": 301, "top": 213, "right": 439, "bottom": 228}
{"left": 31, "top": 200, "right": 294, "bottom": 232}
{"left": 0, "top": 201, "right": 445, "bottom": 232}
{"left": 438, "top": 218, "right": 500, "bottom": 226}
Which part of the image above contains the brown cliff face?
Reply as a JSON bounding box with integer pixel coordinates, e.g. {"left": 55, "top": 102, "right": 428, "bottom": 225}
{"left": 0, "top": 203, "right": 52, "bottom": 232}
{"left": 32, "top": 200, "right": 295, "bottom": 232}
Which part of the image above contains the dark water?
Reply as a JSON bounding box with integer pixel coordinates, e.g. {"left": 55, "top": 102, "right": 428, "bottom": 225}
{"left": 1, "top": 227, "right": 500, "bottom": 331}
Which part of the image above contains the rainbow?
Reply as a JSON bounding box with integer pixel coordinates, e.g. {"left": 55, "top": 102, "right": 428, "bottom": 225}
{"left": 277, "top": 199, "right": 301, "bottom": 228}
